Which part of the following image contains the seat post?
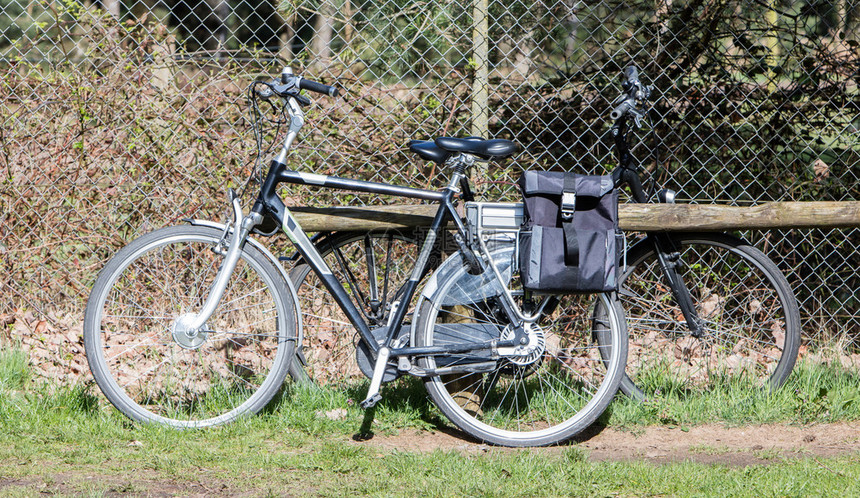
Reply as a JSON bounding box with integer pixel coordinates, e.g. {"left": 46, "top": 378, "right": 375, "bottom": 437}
{"left": 445, "top": 154, "right": 472, "bottom": 191}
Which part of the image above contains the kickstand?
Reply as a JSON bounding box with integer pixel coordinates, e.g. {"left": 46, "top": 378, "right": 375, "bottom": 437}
{"left": 352, "top": 406, "right": 376, "bottom": 441}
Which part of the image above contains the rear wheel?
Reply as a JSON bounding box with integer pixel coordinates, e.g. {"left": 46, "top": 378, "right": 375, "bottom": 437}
{"left": 414, "top": 250, "right": 627, "bottom": 447}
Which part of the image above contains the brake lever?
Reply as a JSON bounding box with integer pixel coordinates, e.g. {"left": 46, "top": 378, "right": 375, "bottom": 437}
{"left": 638, "top": 84, "right": 654, "bottom": 101}
{"left": 253, "top": 81, "right": 275, "bottom": 101}
{"left": 290, "top": 92, "right": 311, "bottom": 107}
{"left": 629, "top": 107, "right": 646, "bottom": 129}
{"left": 613, "top": 84, "right": 653, "bottom": 127}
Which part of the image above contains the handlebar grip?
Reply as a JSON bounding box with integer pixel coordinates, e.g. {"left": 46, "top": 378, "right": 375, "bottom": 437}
{"left": 610, "top": 100, "right": 634, "bottom": 121}
{"left": 298, "top": 77, "right": 339, "bottom": 97}
{"left": 623, "top": 66, "right": 639, "bottom": 82}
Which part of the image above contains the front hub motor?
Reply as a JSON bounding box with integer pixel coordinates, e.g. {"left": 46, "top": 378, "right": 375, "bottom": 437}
{"left": 172, "top": 314, "right": 209, "bottom": 350}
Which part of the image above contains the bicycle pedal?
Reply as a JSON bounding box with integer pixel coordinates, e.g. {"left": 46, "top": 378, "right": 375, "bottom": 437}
{"left": 360, "top": 393, "right": 382, "bottom": 409}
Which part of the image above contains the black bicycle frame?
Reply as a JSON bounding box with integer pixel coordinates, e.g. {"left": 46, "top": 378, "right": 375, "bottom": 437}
{"left": 250, "top": 157, "right": 519, "bottom": 359}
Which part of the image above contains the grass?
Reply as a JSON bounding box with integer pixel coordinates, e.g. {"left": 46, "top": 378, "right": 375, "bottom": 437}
{"left": 607, "top": 360, "right": 860, "bottom": 428}
{"left": 0, "top": 346, "right": 28, "bottom": 391}
{"left": 3, "top": 350, "right": 860, "bottom": 495}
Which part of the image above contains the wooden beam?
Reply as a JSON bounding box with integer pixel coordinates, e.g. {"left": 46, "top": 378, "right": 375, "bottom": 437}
{"left": 619, "top": 202, "right": 860, "bottom": 231}
{"left": 290, "top": 202, "right": 860, "bottom": 232}
{"left": 290, "top": 205, "right": 442, "bottom": 231}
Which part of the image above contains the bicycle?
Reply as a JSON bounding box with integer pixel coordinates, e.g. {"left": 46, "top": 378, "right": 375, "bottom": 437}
{"left": 83, "top": 67, "right": 628, "bottom": 447}
{"left": 285, "top": 228, "right": 438, "bottom": 385}
{"left": 595, "top": 67, "right": 801, "bottom": 400}
{"left": 286, "top": 67, "right": 802, "bottom": 402}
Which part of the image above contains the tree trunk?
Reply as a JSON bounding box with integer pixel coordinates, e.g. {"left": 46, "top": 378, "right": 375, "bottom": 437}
{"left": 311, "top": 0, "right": 335, "bottom": 65}
{"left": 103, "top": 0, "right": 120, "bottom": 19}
{"left": 512, "top": 30, "right": 536, "bottom": 81}
{"left": 280, "top": 27, "right": 294, "bottom": 61}
{"left": 214, "top": 0, "right": 229, "bottom": 58}
{"left": 764, "top": 0, "right": 780, "bottom": 92}
{"left": 344, "top": 0, "right": 354, "bottom": 44}
{"left": 276, "top": 2, "right": 297, "bottom": 62}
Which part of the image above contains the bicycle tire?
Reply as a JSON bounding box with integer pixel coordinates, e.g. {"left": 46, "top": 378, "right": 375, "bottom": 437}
{"left": 287, "top": 229, "right": 433, "bottom": 385}
{"left": 84, "top": 225, "right": 297, "bottom": 427}
{"left": 607, "top": 232, "right": 800, "bottom": 400}
{"left": 414, "top": 249, "right": 627, "bottom": 447}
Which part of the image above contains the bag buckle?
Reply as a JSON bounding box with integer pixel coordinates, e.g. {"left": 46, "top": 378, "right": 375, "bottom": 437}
{"left": 560, "top": 191, "right": 576, "bottom": 220}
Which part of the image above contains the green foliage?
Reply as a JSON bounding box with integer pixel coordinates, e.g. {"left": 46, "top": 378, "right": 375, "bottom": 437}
{"left": 0, "top": 0, "right": 54, "bottom": 56}
{"left": 0, "top": 346, "right": 29, "bottom": 390}
{"left": 348, "top": 0, "right": 472, "bottom": 81}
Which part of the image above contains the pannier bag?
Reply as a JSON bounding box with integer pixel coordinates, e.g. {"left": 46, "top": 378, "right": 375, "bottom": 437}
{"left": 518, "top": 171, "right": 622, "bottom": 293}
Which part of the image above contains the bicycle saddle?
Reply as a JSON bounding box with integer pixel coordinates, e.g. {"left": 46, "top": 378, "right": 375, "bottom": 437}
{"left": 434, "top": 137, "right": 520, "bottom": 160}
{"left": 408, "top": 140, "right": 450, "bottom": 165}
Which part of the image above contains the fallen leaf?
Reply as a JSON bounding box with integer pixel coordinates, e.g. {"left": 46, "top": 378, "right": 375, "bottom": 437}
{"left": 316, "top": 408, "right": 348, "bottom": 421}
{"left": 749, "top": 299, "right": 762, "bottom": 314}
{"left": 772, "top": 321, "right": 786, "bottom": 350}
{"left": 813, "top": 159, "right": 830, "bottom": 182}
{"left": 699, "top": 293, "right": 725, "bottom": 318}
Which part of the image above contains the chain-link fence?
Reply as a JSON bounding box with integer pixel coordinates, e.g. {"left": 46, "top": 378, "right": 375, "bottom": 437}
{"left": 1, "top": 0, "right": 858, "bottom": 367}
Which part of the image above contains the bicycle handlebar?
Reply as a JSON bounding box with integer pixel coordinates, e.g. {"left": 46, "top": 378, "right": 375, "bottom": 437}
{"left": 609, "top": 99, "right": 635, "bottom": 121}
{"left": 623, "top": 66, "right": 639, "bottom": 84}
{"left": 253, "top": 68, "right": 339, "bottom": 104}
{"left": 610, "top": 65, "right": 651, "bottom": 123}
{"left": 298, "top": 77, "right": 339, "bottom": 97}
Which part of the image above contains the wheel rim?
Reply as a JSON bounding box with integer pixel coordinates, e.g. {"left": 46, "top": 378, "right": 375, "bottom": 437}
{"left": 90, "top": 230, "right": 292, "bottom": 427}
{"left": 418, "top": 254, "right": 623, "bottom": 444}
{"left": 620, "top": 236, "right": 796, "bottom": 396}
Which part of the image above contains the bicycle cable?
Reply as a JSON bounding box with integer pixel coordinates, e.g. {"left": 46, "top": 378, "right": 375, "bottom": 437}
{"left": 641, "top": 105, "right": 660, "bottom": 201}
{"left": 238, "top": 81, "right": 289, "bottom": 200}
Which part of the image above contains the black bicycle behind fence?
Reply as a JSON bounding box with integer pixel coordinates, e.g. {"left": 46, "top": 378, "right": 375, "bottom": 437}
{"left": 83, "top": 67, "right": 628, "bottom": 447}
{"left": 596, "top": 68, "right": 800, "bottom": 400}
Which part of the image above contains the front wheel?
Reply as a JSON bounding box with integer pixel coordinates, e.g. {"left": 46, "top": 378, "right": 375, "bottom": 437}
{"left": 414, "top": 251, "right": 627, "bottom": 447}
{"left": 607, "top": 232, "right": 801, "bottom": 400}
{"left": 83, "top": 225, "right": 297, "bottom": 427}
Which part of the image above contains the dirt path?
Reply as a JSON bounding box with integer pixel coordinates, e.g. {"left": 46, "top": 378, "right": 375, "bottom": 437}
{"left": 355, "top": 422, "right": 860, "bottom": 466}
{"left": 2, "top": 424, "right": 857, "bottom": 497}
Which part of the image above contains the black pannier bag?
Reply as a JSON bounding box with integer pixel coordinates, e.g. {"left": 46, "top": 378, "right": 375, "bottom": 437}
{"left": 518, "top": 171, "right": 622, "bottom": 293}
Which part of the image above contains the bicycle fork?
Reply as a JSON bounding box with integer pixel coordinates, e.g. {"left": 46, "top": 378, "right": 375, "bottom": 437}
{"left": 171, "top": 190, "right": 262, "bottom": 347}
{"left": 652, "top": 234, "right": 704, "bottom": 338}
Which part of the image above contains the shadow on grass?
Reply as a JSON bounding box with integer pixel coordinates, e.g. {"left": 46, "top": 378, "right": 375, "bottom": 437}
{"left": 258, "top": 374, "right": 450, "bottom": 440}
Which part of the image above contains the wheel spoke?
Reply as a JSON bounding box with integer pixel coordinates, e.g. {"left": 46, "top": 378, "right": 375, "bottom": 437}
{"left": 613, "top": 235, "right": 799, "bottom": 397}
{"left": 85, "top": 226, "right": 294, "bottom": 428}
